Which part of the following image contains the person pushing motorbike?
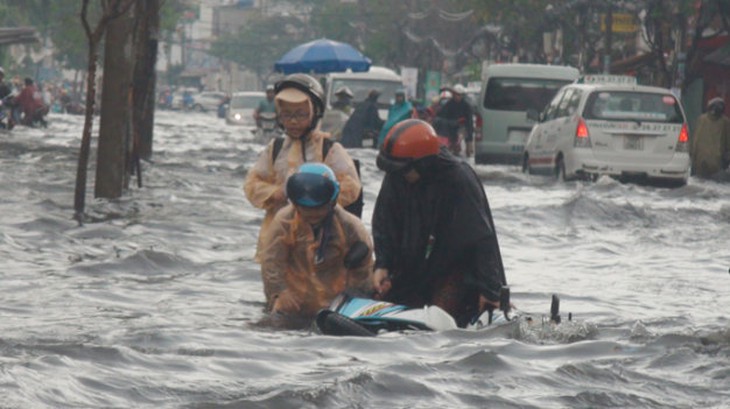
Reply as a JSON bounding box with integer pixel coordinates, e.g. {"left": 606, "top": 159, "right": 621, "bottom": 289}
{"left": 259, "top": 163, "right": 373, "bottom": 327}
{"left": 371, "top": 119, "right": 507, "bottom": 327}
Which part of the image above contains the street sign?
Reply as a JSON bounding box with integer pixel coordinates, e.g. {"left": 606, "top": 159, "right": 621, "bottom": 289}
{"left": 601, "top": 13, "right": 638, "bottom": 33}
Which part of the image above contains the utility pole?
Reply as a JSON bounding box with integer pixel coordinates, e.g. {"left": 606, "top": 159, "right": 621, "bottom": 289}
{"left": 576, "top": 2, "right": 588, "bottom": 72}
{"left": 603, "top": 1, "right": 613, "bottom": 73}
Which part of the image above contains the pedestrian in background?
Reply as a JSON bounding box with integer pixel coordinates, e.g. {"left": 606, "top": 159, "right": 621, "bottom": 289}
{"left": 691, "top": 97, "right": 730, "bottom": 179}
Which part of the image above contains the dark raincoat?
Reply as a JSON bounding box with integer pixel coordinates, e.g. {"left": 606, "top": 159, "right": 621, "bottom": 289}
{"left": 341, "top": 97, "right": 383, "bottom": 148}
{"left": 372, "top": 149, "right": 506, "bottom": 324}
{"left": 434, "top": 98, "right": 474, "bottom": 142}
{"left": 0, "top": 82, "right": 11, "bottom": 100}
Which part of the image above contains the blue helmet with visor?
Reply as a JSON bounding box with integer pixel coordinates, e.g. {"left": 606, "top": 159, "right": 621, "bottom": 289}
{"left": 287, "top": 163, "right": 340, "bottom": 208}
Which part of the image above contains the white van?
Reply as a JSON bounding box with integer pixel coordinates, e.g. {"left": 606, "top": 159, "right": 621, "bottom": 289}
{"left": 324, "top": 66, "right": 403, "bottom": 114}
{"left": 475, "top": 63, "right": 580, "bottom": 164}
{"left": 321, "top": 66, "right": 403, "bottom": 140}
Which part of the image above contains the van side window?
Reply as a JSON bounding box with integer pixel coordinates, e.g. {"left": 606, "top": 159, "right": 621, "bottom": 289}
{"left": 484, "top": 77, "right": 573, "bottom": 112}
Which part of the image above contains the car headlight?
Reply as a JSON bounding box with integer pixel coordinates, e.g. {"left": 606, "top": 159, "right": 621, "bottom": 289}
{"left": 234, "top": 113, "right": 241, "bottom": 120}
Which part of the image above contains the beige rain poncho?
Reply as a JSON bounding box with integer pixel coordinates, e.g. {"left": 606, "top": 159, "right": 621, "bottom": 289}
{"left": 259, "top": 205, "right": 374, "bottom": 317}
{"left": 244, "top": 130, "right": 362, "bottom": 260}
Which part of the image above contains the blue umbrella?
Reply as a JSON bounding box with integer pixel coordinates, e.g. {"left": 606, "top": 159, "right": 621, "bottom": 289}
{"left": 274, "top": 38, "right": 372, "bottom": 74}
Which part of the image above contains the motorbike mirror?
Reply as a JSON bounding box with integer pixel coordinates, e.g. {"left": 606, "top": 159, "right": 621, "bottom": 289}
{"left": 344, "top": 241, "right": 369, "bottom": 269}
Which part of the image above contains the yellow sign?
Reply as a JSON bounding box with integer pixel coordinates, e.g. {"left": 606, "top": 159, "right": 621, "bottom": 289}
{"left": 601, "top": 13, "right": 638, "bottom": 33}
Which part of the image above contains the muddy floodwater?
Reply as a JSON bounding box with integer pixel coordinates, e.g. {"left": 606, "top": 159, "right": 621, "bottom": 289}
{"left": 1, "top": 111, "right": 728, "bottom": 408}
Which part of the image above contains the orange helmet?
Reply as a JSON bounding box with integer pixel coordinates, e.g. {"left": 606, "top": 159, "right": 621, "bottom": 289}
{"left": 377, "top": 119, "right": 441, "bottom": 173}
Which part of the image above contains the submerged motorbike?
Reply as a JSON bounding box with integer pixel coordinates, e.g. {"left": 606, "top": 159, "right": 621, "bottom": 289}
{"left": 314, "top": 287, "right": 567, "bottom": 337}
{"left": 312, "top": 241, "right": 569, "bottom": 337}
{"left": 28, "top": 105, "right": 49, "bottom": 128}
{"left": 255, "top": 112, "right": 280, "bottom": 144}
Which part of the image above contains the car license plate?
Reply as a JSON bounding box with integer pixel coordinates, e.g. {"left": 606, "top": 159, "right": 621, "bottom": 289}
{"left": 623, "top": 135, "right": 643, "bottom": 150}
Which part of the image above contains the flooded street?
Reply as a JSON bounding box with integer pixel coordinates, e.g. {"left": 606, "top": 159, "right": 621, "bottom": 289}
{"left": 1, "top": 110, "right": 729, "bottom": 408}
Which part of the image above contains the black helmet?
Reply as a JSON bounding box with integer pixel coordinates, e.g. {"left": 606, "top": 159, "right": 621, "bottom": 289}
{"left": 274, "top": 73, "right": 325, "bottom": 118}
{"left": 286, "top": 163, "right": 340, "bottom": 208}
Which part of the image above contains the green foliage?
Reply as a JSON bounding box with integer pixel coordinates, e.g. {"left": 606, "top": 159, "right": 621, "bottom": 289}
{"left": 160, "top": 0, "right": 188, "bottom": 33}
{"left": 165, "top": 63, "right": 185, "bottom": 84}
{"left": 0, "top": 0, "right": 39, "bottom": 26}
{"left": 308, "top": 0, "right": 408, "bottom": 67}
{"left": 2, "top": 0, "right": 184, "bottom": 73}
{"left": 209, "top": 13, "right": 304, "bottom": 77}
{"left": 49, "top": 1, "right": 91, "bottom": 71}
{"left": 308, "top": 0, "right": 357, "bottom": 42}
{"left": 0, "top": 0, "right": 103, "bottom": 71}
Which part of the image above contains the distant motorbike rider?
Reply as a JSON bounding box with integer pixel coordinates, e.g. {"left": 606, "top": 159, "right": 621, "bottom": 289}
{"left": 433, "top": 84, "right": 474, "bottom": 156}
{"left": 217, "top": 94, "right": 230, "bottom": 119}
{"left": 691, "top": 97, "right": 730, "bottom": 178}
{"left": 16, "top": 77, "right": 48, "bottom": 127}
{"left": 244, "top": 73, "right": 362, "bottom": 262}
{"left": 182, "top": 89, "right": 194, "bottom": 110}
{"left": 254, "top": 84, "right": 277, "bottom": 128}
{"left": 371, "top": 119, "right": 507, "bottom": 327}
{"left": 0, "top": 67, "right": 13, "bottom": 129}
{"left": 377, "top": 89, "right": 413, "bottom": 148}
{"left": 331, "top": 86, "right": 354, "bottom": 114}
{"left": 341, "top": 89, "right": 383, "bottom": 148}
{"left": 0, "top": 67, "right": 11, "bottom": 100}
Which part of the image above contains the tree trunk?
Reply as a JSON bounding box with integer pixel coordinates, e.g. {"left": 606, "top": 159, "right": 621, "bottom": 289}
{"left": 73, "top": 0, "right": 137, "bottom": 222}
{"left": 73, "top": 45, "right": 100, "bottom": 222}
{"left": 95, "top": 11, "right": 134, "bottom": 199}
{"left": 133, "top": 0, "right": 160, "bottom": 162}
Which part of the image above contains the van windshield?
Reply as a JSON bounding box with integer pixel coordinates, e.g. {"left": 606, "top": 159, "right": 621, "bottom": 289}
{"left": 583, "top": 91, "right": 684, "bottom": 123}
{"left": 330, "top": 79, "right": 403, "bottom": 109}
{"left": 484, "top": 78, "right": 573, "bottom": 112}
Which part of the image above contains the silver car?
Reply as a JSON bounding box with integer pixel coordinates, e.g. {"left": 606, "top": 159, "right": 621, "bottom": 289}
{"left": 191, "top": 91, "right": 227, "bottom": 112}
{"left": 523, "top": 75, "right": 690, "bottom": 187}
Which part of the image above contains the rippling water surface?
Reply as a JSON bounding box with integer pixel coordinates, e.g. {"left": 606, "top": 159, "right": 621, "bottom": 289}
{"left": 1, "top": 111, "right": 728, "bottom": 408}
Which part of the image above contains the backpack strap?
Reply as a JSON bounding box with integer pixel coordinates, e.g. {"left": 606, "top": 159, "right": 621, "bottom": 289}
{"left": 321, "top": 137, "right": 334, "bottom": 159}
{"left": 271, "top": 136, "right": 285, "bottom": 163}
